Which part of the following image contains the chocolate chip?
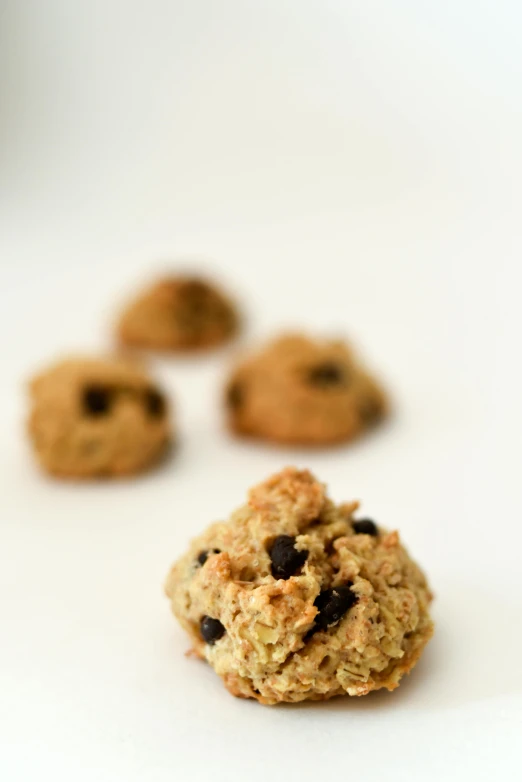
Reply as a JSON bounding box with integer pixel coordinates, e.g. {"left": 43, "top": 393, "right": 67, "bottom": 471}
{"left": 313, "top": 584, "right": 357, "bottom": 630}
{"left": 308, "top": 361, "right": 345, "bottom": 388}
{"left": 227, "top": 382, "right": 243, "bottom": 410}
{"left": 197, "top": 548, "right": 221, "bottom": 566}
{"left": 185, "top": 299, "right": 207, "bottom": 318}
{"left": 183, "top": 280, "right": 209, "bottom": 298}
{"left": 270, "top": 535, "right": 308, "bottom": 579}
{"left": 146, "top": 388, "right": 166, "bottom": 418}
{"left": 352, "top": 519, "right": 378, "bottom": 536}
{"left": 359, "top": 396, "right": 383, "bottom": 424}
{"left": 182, "top": 280, "right": 211, "bottom": 316}
{"left": 83, "top": 386, "right": 112, "bottom": 416}
{"left": 200, "top": 615, "right": 225, "bottom": 645}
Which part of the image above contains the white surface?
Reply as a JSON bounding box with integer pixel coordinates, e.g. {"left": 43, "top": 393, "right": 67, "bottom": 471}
{"left": 1, "top": 2, "right": 521, "bottom": 780}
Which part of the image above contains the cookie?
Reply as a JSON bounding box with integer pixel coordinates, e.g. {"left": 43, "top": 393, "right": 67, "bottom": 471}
{"left": 224, "top": 333, "right": 387, "bottom": 446}
{"left": 28, "top": 356, "right": 172, "bottom": 478}
{"left": 117, "top": 275, "right": 239, "bottom": 352}
{"left": 165, "top": 467, "right": 433, "bottom": 705}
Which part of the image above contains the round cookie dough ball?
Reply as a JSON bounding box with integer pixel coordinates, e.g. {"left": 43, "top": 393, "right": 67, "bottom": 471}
{"left": 224, "top": 333, "right": 387, "bottom": 446}
{"left": 28, "top": 356, "right": 172, "bottom": 478}
{"left": 165, "top": 467, "right": 433, "bottom": 705}
{"left": 117, "top": 275, "right": 239, "bottom": 352}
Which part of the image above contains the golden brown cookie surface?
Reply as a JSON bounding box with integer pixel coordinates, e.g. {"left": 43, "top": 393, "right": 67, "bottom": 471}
{"left": 165, "top": 467, "right": 433, "bottom": 705}
{"left": 28, "top": 356, "right": 172, "bottom": 478}
{"left": 117, "top": 276, "right": 238, "bottom": 351}
{"left": 225, "top": 334, "right": 387, "bottom": 446}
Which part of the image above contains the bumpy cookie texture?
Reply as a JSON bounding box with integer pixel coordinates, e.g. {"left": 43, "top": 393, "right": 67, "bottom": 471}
{"left": 28, "top": 356, "right": 172, "bottom": 478}
{"left": 165, "top": 468, "right": 433, "bottom": 705}
{"left": 225, "top": 334, "right": 387, "bottom": 446}
{"left": 117, "top": 275, "right": 239, "bottom": 351}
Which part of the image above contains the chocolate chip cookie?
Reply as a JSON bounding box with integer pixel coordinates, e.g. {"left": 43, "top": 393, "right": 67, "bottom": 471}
{"left": 225, "top": 334, "right": 387, "bottom": 446}
{"left": 117, "top": 275, "right": 239, "bottom": 352}
{"left": 165, "top": 467, "right": 433, "bottom": 705}
{"left": 28, "top": 356, "right": 172, "bottom": 478}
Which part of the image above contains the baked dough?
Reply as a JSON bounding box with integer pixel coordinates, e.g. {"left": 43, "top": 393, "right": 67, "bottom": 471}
{"left": 117, "top": 276, "right": 238, "bottom": 351}
{"left": 165, "top": 467, "right": 433, "bottom": 704}
{"left": 28, "top": 356, "right": 172, "bottom": 478}
{"left": 225, "top": 334, "right": 387, "bottom": 445}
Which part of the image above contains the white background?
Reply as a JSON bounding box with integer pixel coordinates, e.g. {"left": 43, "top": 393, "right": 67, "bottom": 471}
{"left": 1, "top": 1, "right": 521, "bottom": 780}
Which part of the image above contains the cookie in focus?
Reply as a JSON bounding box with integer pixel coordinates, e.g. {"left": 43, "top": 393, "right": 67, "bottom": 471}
{"left": 224, "top": 333, "right": 387, "bottom": 446}
{"left": 165, "top": 467, "right": 433, "bottom": 705}
{"left": 28, "top": 356, "right": 172, "bottom": 478}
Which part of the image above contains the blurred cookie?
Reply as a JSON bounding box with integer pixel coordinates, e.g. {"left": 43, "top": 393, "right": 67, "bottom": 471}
{"left": 117, "top": 276, "right": 239, "bottom": 352}
{"left": 165, "top": 467, "right": 433, "bottom": 704}
{"left": 28, "top": 356, "right": 172, "bottom": 478}
{"left": 225, "top": 333, "right": 387, "bottom": 446}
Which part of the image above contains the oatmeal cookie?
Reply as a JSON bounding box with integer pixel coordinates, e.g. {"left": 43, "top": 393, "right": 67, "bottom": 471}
{"left": 28, "top": 356, "right": 172, "bottom": 478}
{"left": 117, "top": 275, "right": 238, "bottom": 351}
{"left": 165, "top": 467, "right": 433, "bottom": 705}
{"left": 225, "top": 334, "right": 387, "bottom": 446}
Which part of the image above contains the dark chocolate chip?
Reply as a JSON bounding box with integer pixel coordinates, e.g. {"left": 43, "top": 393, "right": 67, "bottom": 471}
{"left": 270, "top": 535, "right": 308, "bottom": 580}
{"left": 183, "top": 280, "right": 210, "bottom": 298}
{"left": 359, "top": 396, "right": 383, "bottom": 424}
{"left": 313, "top": 584, "right": 357, "bottom": 630}
{"left": 183, "top": 280, "right": 211, "bottom": 316}
{"left": 185, "top": 299, "right": 207, "bottom": 318}
{"left": 146, "top": 388, "right": 166, "bottom": 418}
{"left": 83, "top": 386, "right": 112, "bottom": 416}
{"left": 197, "top": 548, "right": 221, "bottom": 566}
{"left": 227, "top": 382, "right": 243, "bottom": 410}
{"left": 175, "top": 281, "right": 212, "bottom": 329}
{"left": 200, "top": 615, "right": 226, "bottom": 644}
{"left": 352, "top": 518, "right": 378, "bottom": 536}
{"left": 308, "top": 361, "right": 345, "bottom": 388}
